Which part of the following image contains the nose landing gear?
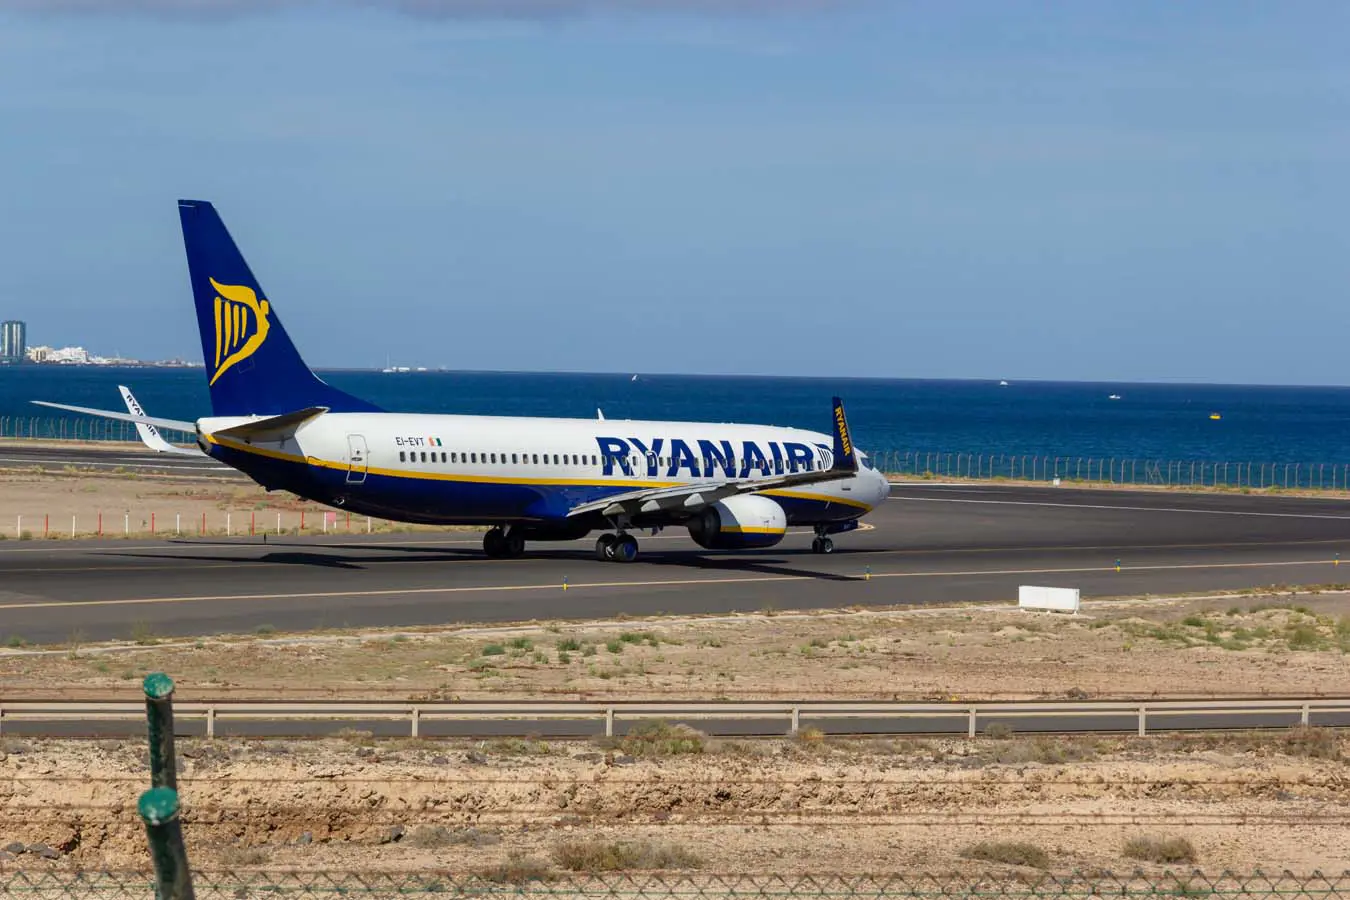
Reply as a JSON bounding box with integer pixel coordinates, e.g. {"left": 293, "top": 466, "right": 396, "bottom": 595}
{"left": 810, "top": 525, "right": 835, "bottom": 555}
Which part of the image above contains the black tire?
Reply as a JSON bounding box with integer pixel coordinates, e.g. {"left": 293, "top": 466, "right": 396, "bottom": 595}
{"left": 596, "top": 534, "right": 616, "bottom": 561}
{"left": 615, "top": 535, "right": 639, "bottom": 563}
{"left": 811, "top": 537, "right": 823, "bottom": 554}
{"left": 819, "top": 537, "right": 834, "bottom": 554}
{"left": 504, "top": 532, "right": 525, "bottom": 558}
{"left": 483, "top": 528, "right": 506, "bottom": 558}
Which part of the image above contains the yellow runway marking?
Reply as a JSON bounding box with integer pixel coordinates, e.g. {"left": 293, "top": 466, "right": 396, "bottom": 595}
{"left": 0, "top": 557, "right": 1339, "bottom": 613}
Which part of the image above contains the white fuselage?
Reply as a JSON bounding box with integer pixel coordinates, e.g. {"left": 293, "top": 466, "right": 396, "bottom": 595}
{"left": 199, "top": 411, "right": 890, "bottom": 527}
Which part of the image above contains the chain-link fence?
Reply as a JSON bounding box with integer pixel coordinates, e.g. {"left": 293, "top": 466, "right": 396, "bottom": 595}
{"left": 0, "top": 416, "right": 194, "bottom": 445}
{"left": 873, "top": 451, "right": 1350, "bottom": 492}
{"left": 3, "top": 870, "right": 1349, "bottom": 900}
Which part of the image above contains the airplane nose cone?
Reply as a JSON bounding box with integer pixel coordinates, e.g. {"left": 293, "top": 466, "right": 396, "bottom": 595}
{"left": 869, "top": 467, "right": 890, "bottom": 507}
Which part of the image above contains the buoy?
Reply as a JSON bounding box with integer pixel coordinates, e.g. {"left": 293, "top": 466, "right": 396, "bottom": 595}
{"left": 1209, "top": 413, "right": 1222, "bottom": 421}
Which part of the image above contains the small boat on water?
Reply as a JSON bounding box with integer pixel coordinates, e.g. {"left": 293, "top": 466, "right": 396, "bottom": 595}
{"left": 1108, "top": 394, "right": 1121, "bottom": 400}
{"left": 1209, "top": 412, "right": 1222, "bottom": 420}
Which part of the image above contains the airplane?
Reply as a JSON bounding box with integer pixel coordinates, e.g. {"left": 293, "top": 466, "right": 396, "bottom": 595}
{"left": 36, "top": 200, "right": 891, "bottom": 562}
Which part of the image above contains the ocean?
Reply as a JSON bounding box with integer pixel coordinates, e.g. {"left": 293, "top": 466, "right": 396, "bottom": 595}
{"left": 3, "top": 366, "right": 1350, "bottom": 466}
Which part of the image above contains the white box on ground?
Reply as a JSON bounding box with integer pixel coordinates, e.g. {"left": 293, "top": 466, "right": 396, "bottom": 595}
{"left": 1018, "top": 585, "right": 1080, "bottom": 613}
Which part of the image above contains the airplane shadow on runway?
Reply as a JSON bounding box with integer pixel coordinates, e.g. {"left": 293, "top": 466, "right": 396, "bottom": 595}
{"left": 104, "top": 539, "right": 869, "bottom": 583}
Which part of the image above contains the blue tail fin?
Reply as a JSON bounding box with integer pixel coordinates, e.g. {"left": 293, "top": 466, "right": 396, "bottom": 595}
{"left": 178, "top": 200, "right": 382, "bottom": 417}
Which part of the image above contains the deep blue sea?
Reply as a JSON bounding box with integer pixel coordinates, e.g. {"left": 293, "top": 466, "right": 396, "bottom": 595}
{"left": 4, "top": 367, "right": 1350, "bottom": 465}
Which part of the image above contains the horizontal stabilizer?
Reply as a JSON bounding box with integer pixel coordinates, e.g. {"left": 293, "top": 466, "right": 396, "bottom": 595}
{"left": 31, "top": 400, "right": 196, "bottom": 434}
{"left": 210, "top": 407, "right": 327, "bottom": 443}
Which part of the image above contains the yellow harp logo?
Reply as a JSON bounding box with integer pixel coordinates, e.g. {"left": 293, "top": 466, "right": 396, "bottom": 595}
{"left": 209, "top": 278, "right": 271, "bottom": 386}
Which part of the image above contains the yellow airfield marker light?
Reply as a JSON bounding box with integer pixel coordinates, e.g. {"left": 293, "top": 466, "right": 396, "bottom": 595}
{"left": 1115, "top": 558, "right": 1121, "bottom": 573}
{"left": 865, "top": 566, "right": 871, "bottom": 581}
{"left": 562, "top": 575, "right": 568, "bottom": 591}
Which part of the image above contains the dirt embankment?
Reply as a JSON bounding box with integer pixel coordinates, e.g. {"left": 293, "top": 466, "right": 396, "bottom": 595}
{"left": 2, "top": 729, "right": 1347, "bottom": 875}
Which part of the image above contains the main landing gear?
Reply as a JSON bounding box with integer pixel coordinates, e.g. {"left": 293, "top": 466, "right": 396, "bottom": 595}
{"left": 810, "top": 526, "right": 835, "bottom": 555}
{"left": 595, "top": 532, "right": 639, "bottom": 563}
{"left": 483, "top": 526, "right": 525, "bottom": 559}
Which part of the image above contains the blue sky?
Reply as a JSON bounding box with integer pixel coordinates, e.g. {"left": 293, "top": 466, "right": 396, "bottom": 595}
{"left": 1, "top": 1, "right": 1347, "bottom": 383}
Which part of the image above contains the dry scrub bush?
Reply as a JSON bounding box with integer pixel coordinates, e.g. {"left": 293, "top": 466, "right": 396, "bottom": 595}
{"left": 552, "top": 839, "right": 704, "bottom": 872}
{"left": 959, "top": 841, "right": 1050, "bottom": 869}
{"left": 618, "top": 721, "right": 706, "bottom": 758}
{"left": 1122, "top": 835, "right": 1197, "bottom": 865}
{"left": 475, "top": 852, "right": 555, "bottom": 883}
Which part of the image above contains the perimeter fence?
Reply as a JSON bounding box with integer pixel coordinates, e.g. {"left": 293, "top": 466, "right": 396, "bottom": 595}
{"left": 0, "top": 416, "right": 194, "bottom": 445}
{"left": 871, "top": 451, "right": 1350, "bottom": 492}
{"left": 5, "top": 870, "right": 1350, "bottom": 900}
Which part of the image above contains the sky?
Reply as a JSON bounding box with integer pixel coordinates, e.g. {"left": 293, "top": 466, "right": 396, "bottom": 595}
{"left": 1, "top": 1, "right": 1347, "bottom": 384}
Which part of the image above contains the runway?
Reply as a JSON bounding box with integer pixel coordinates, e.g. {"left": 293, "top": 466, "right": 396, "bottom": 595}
{"left": 0, "top": 441, "right": 235, "bottom": 477}
{"left": 4, "top": 482, "right": 1350, "bottom": 645}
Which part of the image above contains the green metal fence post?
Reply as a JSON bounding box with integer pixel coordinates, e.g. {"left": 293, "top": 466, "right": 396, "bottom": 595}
{"left": 139, "top": 787, "right": 196, "bottom": 900}
{"left": 144, "top": 672, "right": 178, "bottom": 790}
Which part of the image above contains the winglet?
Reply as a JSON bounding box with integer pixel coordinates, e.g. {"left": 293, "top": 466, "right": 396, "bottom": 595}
{"left": 830, "top": 396, "right": 858, "bottom": 473}
{"left": 119, "top": 385, "right": 179, "bottom": 453}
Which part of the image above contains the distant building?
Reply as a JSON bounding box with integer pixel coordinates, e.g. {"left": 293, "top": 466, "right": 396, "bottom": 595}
{"left": 44, "top": 346, "right": 90, "bottom": 365}
{"left": 1, "top": 321, "right": 25, "bottom": 363}
{"left": 26, "top": 345, "right": 50, "bottom": 363}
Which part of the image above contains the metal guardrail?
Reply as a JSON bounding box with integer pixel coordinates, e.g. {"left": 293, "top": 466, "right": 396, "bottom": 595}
{"left": 2, "top": 698, "right": 1348, "bottom": 739}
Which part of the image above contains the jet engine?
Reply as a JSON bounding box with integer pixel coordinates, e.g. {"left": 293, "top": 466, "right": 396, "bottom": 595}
{"left": 687, "top": 495, "right": 787, "bottom": 550}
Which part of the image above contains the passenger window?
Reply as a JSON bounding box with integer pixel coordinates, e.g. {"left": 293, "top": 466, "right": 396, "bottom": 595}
{"left": 532, "top": 454, "right": 539, "bottom": 465}
{"left": 399, "top": 451, "right": 406, "bottom": 462}
{"left": 490, "top": 453, "right": 496, "bottom": 464}
{"left": 451, "top": 452, "right": 458, "bottom": 463}
{"left": 512, "top": 453, "right": 518, "bottom": 465}
{"left": 471, "top": 452, "right": 477, "bottom": 463}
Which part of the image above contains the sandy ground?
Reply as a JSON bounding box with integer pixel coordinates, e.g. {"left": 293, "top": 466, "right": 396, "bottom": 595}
{"left": 3, "top": 593, "right": 1349, "bottom": 701}
{"left": 1, "top": 730, "right": 1347, "bottom": 875}
{"left": 0, "top": 466, "right": 446, "bottom": 538}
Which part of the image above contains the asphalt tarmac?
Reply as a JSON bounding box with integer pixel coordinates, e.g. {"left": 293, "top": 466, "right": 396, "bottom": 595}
{"left": 0, "top": 442, "right": 235, "bottom": 477}
{"left": 4, "top": 482, "right": 1350, "bottom": 645}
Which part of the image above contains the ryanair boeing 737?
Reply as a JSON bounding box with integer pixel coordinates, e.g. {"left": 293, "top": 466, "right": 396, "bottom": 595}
{"left": 36, "top": 201, "right": 890, "bottom": 562}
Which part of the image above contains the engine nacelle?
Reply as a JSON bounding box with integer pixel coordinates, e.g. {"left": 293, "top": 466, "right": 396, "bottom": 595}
{"left": 687, "top": 495, "right": 787, "bottom": 550}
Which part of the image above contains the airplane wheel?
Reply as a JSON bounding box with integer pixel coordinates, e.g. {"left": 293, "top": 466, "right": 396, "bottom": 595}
{"left": 483, "top": 528, "right": 506, "bottom": 558}
{"left": 811, "top": 538, "right": 822, "bottom": 554}
{"left": 595, "top": 534, "right": 616, "bottom": 561}
{"left": 614, "top": 535, "right": 639, "bottom": 563}
{"left": 504, "top": 532, "right": 526, "bottom": 559}
{"left": 819, "top": 537, "right": 834, "bottom": 555}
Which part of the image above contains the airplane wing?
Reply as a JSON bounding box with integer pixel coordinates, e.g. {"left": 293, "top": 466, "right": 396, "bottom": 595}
{"left": 31, "top": 400, "right": 196, "bottom": 434}
{"left": 567, "top": 396, "right": 860, "bottom": 519}
{"left": 118, "top": 386, "right": 205, "bottom": 456}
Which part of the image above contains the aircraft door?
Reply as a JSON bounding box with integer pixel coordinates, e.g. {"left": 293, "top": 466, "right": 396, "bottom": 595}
{"left": 346, "top": 435, "right": 369, "bottom": 485}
